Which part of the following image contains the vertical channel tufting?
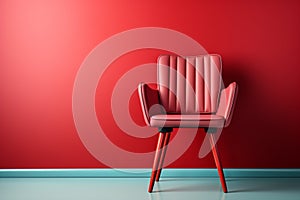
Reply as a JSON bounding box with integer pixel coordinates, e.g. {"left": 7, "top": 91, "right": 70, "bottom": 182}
{"left": 176, "top": 57, "right": 186, "bottom": 113}
{"left": 168, "top": 56, "right": 177, "bottom": 112}
{"left": 186, "top": 57, "right": 196, "bottom": 113}
{"left": 210, "top": 55, "right": 222, "bottom": 113}
{"left": 158, "top": 54, "right": 222, "bottom": 114}
{"left": 158, "top": 56, "right": 170, "bottom": 111}
{"left": 195, "top": 56, "right": 204, "bottom": 112}
{"left": 204, "top": 55, "right": 211, "bottom": 112}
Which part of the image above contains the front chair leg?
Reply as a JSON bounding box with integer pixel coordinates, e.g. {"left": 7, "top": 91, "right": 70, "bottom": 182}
{"left": 155, "top": 132, "right": 171, "bottom": 181}
{"left": 209, "top": 133, "right": 228, "bottom": 193}
{"left": 148, "top": 132, "right": 166, "bottom": 193}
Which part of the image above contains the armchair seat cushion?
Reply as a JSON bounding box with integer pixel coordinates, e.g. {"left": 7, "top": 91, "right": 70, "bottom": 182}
{"left": 150, "top": 114, "right": 225, "bottom": 128}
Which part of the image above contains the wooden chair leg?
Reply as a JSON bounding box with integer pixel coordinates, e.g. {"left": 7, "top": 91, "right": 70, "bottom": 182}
{"left": 209, "top": 134, "right": 228, "bottom": 193}
{"left": 148, "top": 132, "right": 166, "bottom": 193}
{"left": 155, "top": 132, "right": 171, "bottom": 181}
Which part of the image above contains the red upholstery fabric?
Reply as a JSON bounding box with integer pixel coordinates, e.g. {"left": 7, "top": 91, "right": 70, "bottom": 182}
{"left": 217, "top": 82, "right": 238, "bottom": 127}
{"left": 138, "top": 83, "right": 161, "bottom": 126}
{"left": 158, "top": 55, "right": 222, "bottom": 114}
{"left": 150, "top": 114, "right": 225, "bottom": 128}
{"left": 138, "top": 54, "right": 238, "bottom": 129}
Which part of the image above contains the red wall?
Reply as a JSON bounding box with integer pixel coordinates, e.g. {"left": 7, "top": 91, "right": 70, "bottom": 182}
{"left": 1, "top": 0, "right": 300, "bottom": 168}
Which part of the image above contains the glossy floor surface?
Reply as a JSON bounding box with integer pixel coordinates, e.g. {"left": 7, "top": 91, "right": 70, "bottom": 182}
{"left": 1, "top": 178, "right": 300, "bottom": 200}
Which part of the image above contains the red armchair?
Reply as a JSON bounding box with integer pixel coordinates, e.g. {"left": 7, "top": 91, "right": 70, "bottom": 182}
{"left": 138, "top": 54, "right": 238, "bottom": 193}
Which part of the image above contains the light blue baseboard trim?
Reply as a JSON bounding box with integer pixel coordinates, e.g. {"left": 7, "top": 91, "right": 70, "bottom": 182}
{"left": 1, "top": 169, "right": 300, "bottom": 178}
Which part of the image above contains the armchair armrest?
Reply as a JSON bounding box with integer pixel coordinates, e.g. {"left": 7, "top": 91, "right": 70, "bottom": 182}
{"left": 216, "top": 82, "right": 238, "bottom": 127}
{"left": 138, "top": 83, "right": 161, "bottom": 126}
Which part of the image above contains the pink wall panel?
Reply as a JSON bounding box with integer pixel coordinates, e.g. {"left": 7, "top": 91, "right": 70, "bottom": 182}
{"left": 0, "top": 0, "right": 300, "bottom": 168}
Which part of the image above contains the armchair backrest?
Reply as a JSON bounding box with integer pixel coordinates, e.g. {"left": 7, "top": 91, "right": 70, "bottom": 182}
{"left": 158, "top": 55, "right": 222, "bottom": 114}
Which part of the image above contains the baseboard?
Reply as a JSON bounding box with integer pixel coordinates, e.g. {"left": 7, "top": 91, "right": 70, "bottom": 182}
{"left": 1, "top": 168, "right": 300, "bottom": 178}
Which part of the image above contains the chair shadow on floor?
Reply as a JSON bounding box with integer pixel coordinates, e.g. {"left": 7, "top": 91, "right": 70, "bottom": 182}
{"left": 228, "top": 178, "right": 300, "bottom": 193}
{"left": 150, "top": 178, "right": 300, "bottom": 194}
{"left": 151, "top": 178, "right": 223, "bottom": 193}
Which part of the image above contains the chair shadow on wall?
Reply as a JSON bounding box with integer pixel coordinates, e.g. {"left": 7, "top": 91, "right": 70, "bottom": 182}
{"left": 222, "top": 60, "right": 296, "bottom": 166}
{"left": 221, "top": 60, "right": 300, "bottom": 193}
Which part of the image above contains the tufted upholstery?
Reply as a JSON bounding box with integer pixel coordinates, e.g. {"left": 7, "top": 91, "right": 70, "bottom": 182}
{"left": 138, "top": 54, "right": 238, "bottom": 128}
{"left": 158, "top": 55, "right": 222, "bottom": 114}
